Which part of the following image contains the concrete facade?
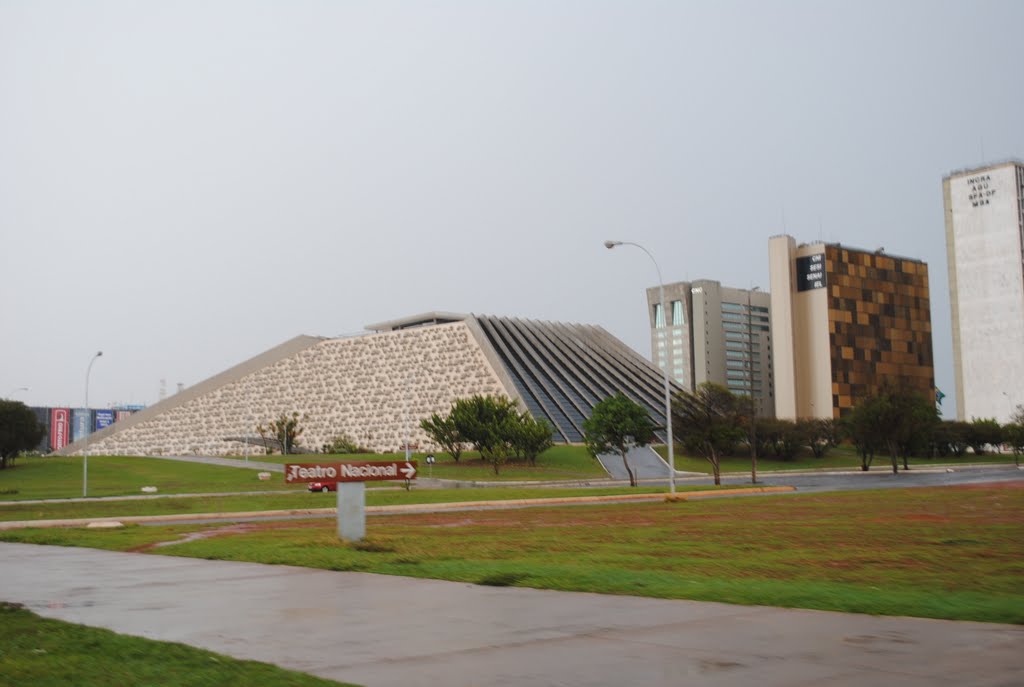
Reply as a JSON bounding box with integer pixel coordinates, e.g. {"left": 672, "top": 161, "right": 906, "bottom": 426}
{"left": 769, "top": 235, "right": 934, "bottom": 420}
{"left": 68, "top": 322, "right": 507, "bottom": 456}
{"left": 647, "top": 281, "right": 773, "bottom": 417}
{"left": 60, "top": 313, "right": 677, "bottom": 457}
{"left": 944, "top": 160, "right": 1024, "bottom": 422}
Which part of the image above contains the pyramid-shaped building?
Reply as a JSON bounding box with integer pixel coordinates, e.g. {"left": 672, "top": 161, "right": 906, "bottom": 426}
{"left": 61, "top": 313, "right": 679, "bottom": 457}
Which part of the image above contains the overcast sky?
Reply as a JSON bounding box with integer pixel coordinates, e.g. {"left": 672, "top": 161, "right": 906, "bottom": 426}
{"left": 2, "top": 1, "right": 1022, "bottom": 418}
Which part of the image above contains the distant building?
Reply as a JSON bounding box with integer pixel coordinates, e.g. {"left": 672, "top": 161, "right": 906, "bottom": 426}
{"left": 943, "top": 160, "right": 1024, "bottom": 423}
{"left": 646, "top": 280, "right": 773, "bottom": 418}
{"left": 768, "top": 235, "right": 934, "bottom": 420}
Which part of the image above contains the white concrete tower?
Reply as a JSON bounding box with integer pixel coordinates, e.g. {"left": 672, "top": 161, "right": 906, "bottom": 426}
{"left": 944, "top": 160, "right": 1024, "bottom": 423}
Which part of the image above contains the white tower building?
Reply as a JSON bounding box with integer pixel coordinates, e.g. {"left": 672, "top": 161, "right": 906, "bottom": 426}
{"left": 943, "top": 160, "right": 1024, "bottom": 423}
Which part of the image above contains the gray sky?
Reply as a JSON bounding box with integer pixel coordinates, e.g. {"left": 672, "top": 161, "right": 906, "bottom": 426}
{"left": 2, "top": 1, "right": 1022, "bottom": 418}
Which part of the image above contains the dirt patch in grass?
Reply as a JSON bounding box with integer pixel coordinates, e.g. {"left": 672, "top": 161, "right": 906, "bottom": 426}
{"left": 130, "top": 521, "right": 298, "bottom": 552}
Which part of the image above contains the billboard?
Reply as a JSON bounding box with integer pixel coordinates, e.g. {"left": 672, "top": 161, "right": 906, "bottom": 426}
{"left": 115, "top": 410, "right": 134, "bottom": 422}
{"left": 95, "top": 409, "right": 115, "bottom": 431}
{"left": 72, "top": 409, "right": 92, "bottom": 442}
{"left": 50, "top": 408, "right": 70, "bottom": 451}
{"left": 796, "top": 253, "right": 826, "bottom": 292}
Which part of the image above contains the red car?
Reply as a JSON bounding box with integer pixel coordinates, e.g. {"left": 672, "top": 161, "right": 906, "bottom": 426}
{"left": 308, "top": 481, "right": 336, "bottom": 493}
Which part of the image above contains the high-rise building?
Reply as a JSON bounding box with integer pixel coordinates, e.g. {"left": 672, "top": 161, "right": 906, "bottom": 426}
{"left": 769, "top": 235, "right": 934, "bottom": 420}
{"left": 943, "top": 160, "right": 1024, "bottom": 423}
{"left": 646, "top": 280, "right": 773, "bottom": 417}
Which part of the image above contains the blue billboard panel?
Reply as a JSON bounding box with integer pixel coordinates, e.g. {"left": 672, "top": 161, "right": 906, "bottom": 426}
{"left": 72, "top": 408, "right": 92, "bottom": 442}
{"left": 95, "top": 409, "right": 115, "bottom": 431}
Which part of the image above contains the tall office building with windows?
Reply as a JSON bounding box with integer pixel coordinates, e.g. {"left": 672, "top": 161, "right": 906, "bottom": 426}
{"left": 769, "top": 235, "right": 934, "bottom": 420}
{"left": 646, "top": 280, "right": 773, "bottom": 417}
{"left": 943, "top": 160, "right": 1024, "bottom": 423}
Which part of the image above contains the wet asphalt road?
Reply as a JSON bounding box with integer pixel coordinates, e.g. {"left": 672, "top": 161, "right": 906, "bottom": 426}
{"left": 3, "top": 542, "right": 1022, "bottom": 687}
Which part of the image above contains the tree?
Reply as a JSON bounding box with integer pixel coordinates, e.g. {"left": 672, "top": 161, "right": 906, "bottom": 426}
{"left": 582, "top": 393, "right": 657, "bottom": 487}
{"left": 0, "top": 400, "right": 45, "bottom": 469}
{"left": 258, "top": 412, "right": 307, "bottom": 455}
{"left": 449, "top": 395, "right": 521, "bottom": 474}
{"left": 1004, "top": 423, "right": 1024, "bottom": 467}
{"left": 940, "top": 421, "right": 970, "bottom": 457}
{"left": 672, "top": 383, "right": 745, "bottom": 485}
{"left": 965, "top": 418, "right": 1002, "bottom": 455}
{"left": 842, "top": 403, "right": 881, "bottom": 471}
{"left": 420, "top": 412, "right": 464, "bottom": 463}
{"left": 798, "top": 418, "right": 832, "bottom": 459}
{"left": 510, "top": 414, "right": 554, "bottom": 467}
{"left": 847, "top": 386, "right": 938, "bottom": 474}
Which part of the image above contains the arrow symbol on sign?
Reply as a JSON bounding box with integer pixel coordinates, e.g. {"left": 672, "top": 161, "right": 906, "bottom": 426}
{"left": 401, "top": 462, "right": 416, "bottom": 479}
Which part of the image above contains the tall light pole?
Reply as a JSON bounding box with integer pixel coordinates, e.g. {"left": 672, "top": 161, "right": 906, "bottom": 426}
{"left": 604, "top": 240, "right": 676, "bottom": 495}
{"left": 747, "top": 287, "right": 761, "bottom": 484}
{"left": 83, "top": 350, "right": 103, "bottom": 497}
{"left": 5, "top": 387, "right": 28, "bottom": 399}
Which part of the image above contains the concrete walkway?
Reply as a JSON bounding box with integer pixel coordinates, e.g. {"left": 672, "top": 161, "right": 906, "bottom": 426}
{"left": 2, "top": 542, "right": 1020, "bottom": 687}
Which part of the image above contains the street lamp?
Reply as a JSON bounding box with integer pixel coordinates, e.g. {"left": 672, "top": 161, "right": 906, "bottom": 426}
{"left": 5, "top": 387, "right": 28, "bottom": 399}
{"left": 83, "top": 350, "right": 103, "bottom": 497}
{"left": 747, "top": 287, "right": 761, "bottom": 484}
{"left": 604, "top": 240, "right": 676, "bottom": 495}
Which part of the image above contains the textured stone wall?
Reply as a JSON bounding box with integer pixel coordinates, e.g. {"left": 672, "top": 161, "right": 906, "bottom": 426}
{"left": 83, "top": 322, "right": 508, "bottom": 456}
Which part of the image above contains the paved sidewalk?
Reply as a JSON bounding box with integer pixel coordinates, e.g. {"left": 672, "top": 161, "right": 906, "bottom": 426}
{"left": 2, "top": 543, "right": 1021, "bottom": 687}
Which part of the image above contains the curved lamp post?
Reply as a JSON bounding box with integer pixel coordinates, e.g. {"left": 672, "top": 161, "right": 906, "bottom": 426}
{"left": 5, "top": 387, "right": 28, "bottom": 399}
{"left": 83, "top": 350, "right": 103, "bottom": 497}
{"left": 604, "top": 240, "right": 676, "bottom": 495}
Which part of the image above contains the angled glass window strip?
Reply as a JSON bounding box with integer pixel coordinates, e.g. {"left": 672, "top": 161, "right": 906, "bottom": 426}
{"left": 653, "top": 303, "right": 665, "bottom": 328}
{"left": 671, "top": 300, "right": 684, "bottom": 325}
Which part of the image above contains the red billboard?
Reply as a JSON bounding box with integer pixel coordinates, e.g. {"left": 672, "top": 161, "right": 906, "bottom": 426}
{"left": 50, "top": 408, "right": 70, "bottom": 451}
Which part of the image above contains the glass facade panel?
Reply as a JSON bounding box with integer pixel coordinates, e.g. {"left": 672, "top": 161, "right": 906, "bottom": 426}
{"left": 671, "top": 300, "right": 684, "bottom": 325}
{"left": 654, "top": 303, "right": 665, "bottom": 328}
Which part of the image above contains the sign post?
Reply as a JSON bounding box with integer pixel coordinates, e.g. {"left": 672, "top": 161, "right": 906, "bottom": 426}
{"left": 284, "top": 461, "right": 417, "bottom": 542}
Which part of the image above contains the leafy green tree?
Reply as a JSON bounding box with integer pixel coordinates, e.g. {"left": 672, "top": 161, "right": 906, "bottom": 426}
{"left": 842, "top": 403, "right": 881, "bottom": 471}
{"left": 672, "top": 382, "right": 745, "bottom": 485}
{"left": 257, "top": 412, "right": 307, "bottom": 455}
{"left": 0, "top": 400, "right": 45, "bottom": 469}
{"left": 847, "top": 386, "right": 938, "bottom": 473}
{"left": 1004, "top": 423, "right": 1024, "bottom": 467}
{"left": 761, "top": 418, "right": 802, "bottom": 460}
{"left": 965, "top": 418, "right": 1003, "bottom": 455}
{"left": 449, "top": 395, "right": 521, "bottom": 474}
{"left": 420, "top": 412, "right": 464, "bottom": 463}
{"left": 799, "top": 418, "right": 835, "bottom": 459}
{"left": 582, "top": 392, "right": 657, "bottom": 487}
{"left": 938, "top": 420, "right": 970, "bottom": 457}
{"left": 510, "top": 414, "right": 554, "bottom": 467}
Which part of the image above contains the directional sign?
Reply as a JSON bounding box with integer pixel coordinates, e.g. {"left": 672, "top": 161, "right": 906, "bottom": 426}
{"left": 285, "top": 461, "right": 417, "bottom": 484}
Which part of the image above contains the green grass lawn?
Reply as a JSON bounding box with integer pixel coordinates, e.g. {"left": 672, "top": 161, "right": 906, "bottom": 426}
{"left": 4, "top": 483, "right": 1021, "bottom": 624}
{"left": 0, "top": 455, "right": 298, "bottom": 501}
{"left": 0, "top": 485, "right": 680, "bottom": 523}
{"left": 0, "top": 602, "right": 355, "bottom": 687}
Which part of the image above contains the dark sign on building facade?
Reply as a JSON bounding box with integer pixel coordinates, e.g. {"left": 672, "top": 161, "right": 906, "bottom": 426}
{"left": 796, "top": 253, "right": 826, "bottom": 292}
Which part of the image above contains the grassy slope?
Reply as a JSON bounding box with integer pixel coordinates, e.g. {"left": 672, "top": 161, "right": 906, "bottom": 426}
{"left": 0, "top": 602, "right": 355, "bottom": 687}
{"left": 0, "top": 485, "right": 680, "bottom": 522}
{"left": 3, "top": 484, "right": 1021, "bottom": 624}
